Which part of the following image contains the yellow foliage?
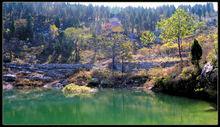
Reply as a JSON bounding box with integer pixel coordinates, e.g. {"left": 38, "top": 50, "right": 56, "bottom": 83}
{"left": 140, "top": 31, "right": 156, "bottom": 44}
{"left": 50, "top": 24, "right": 59, "bottom": 37}
{"left": 64, "top": 27, "right": 84, "bottom": 39}
{"left": 138, "top": 47, "right": 152, "bottom": 55}
{"left": 206, "top": 49, "right": 217, "bottom": 65}
{"left": 160, "top": 42, "right": 178, "bottom": 54}
{"left": 179, "top": 66, "right": 194, "bottom": 79}
{"left": 112, "top": 26, "right": 124, "bottom": 32}
{"left": 162, "top": 42, "right": 178, "bottom": 49}
{"left": 196, "top": 34, "right": 207, "bottom": 46}
{"left": 181, "top": 42, "right": 190, "bottom": 50}
{"left": 120, "top": 41, "right": 133, "bottom": 60}
{"left": 62, "top": 83, "right": 95, "bottom": 97}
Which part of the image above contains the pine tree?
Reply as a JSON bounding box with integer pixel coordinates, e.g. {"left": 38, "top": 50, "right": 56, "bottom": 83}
{"left": 191, "top": 39, "right": 202, "bottom": 71}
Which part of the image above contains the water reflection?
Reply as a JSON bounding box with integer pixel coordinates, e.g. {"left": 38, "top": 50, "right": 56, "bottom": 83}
{"left": 3, "top": 89, "right": 217, "bottom": 125}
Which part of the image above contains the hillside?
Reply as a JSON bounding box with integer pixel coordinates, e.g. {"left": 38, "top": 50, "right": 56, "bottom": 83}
{"left": 3, "top": 2, "right": 218, "bottom": 103}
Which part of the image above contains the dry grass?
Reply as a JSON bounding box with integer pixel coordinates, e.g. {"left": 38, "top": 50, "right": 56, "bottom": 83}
{"left": 133, "top": 70, "right": 148, "bottom": 77}
{"left": 68, "top": 70, "right": 92, "bottom": 85}
{"left": 147, "top": 57, "right": 185, "bottom": 63}
{"left": 137, "top": 45, "right": 161, "bottom": 56}
{"left": 132, "top": 54, "right": 187, "bottom": 63}
{"left": 80, "top": 50, "right": 95, "bottom": 63}
{"left": 147, "top": 65, "right": 179, "bottom": 79}
{"left": 15, "top": 78, "right": 43, "bottom": 87}
{"left": 138, "top": 47, "right": 154, "bottom": 56}
{"left": 13, "top": 58, "right": 25, "bottom": 64}
{"left": 145, "top": 64, "right": 182, "bottom": 88}
{"left": 16, "top": 72, "right": 30, "bottom": 78}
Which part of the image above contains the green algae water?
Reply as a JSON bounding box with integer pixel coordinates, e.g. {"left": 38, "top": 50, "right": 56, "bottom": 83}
{"left": 3, "top": 88, "right": 217, "bottom": 125}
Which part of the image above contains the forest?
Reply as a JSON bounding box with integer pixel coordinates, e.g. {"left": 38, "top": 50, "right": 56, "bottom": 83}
{"left": 2, "top": 2, "right": 218, "bottom": 125}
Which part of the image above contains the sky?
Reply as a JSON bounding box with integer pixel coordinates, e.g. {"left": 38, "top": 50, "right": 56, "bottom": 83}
{"left": 72, "top": 2, "right": 218, "bottom": 11}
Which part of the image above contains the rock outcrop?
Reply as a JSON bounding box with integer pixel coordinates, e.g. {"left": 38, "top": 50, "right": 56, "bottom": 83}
{"left": 3, "top": 74, "right": 16, "bottom": 82}
{"left": 3, "top": 63, "right": 93, "bottom": 90}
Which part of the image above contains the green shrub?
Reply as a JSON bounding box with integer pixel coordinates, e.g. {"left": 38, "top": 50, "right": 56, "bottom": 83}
{"left": 162, "top": 76, "right": 172, "bottom": 84}
{"left": 180, "top": 66, "right": 195, "bottom": 79}
{"left": 207, "top": 50, "right": 217, "bottom": 66}
{"left": 62, "top": 83, "right": 95, "bottom": 97}
{"left": 154, "top": 77, "right": 164, "bottom": 86}
{"left": 154, "top": 76, "right": 171, "bottom": 87}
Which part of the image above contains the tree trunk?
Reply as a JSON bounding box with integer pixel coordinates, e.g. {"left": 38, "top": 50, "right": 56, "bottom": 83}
{"left": 74, "top": 39, "right": 80, "bottom": 63}
{"left": 131, "top": 25, "right": 134, "bottom": 33}
{"left": 51, "top": 50, "right": 56, "bottom": 63}
{"left": 10, "top": 50, "right": 13, "bottom": 62}
{"left": 132, "top": 41, "right": 137, "bottom": 55}
{"left": 92, "top": 40, "right": 98, "bottom": 64}
{"left": 177, "top": 37, "right": 183, "bottom": 67}
{"left": 112, "top": 42, "right": 116, "bottom": 71}
{"left": 196, "top": 60, "right": 201, "bottom": 74}
{"left": 177, "top": 14, "right": 183, "bottom": 67}
{"left": 121, "top": 55, "right": 124, "bottom": 74}
{"left": 136, "top": 26, "right": 140, "bottom": 35}
{"left": 199, "top": 16, "right": 202, "bottom": 21}
{"left": 74, "top": 39, "right": 77, "bottom": 63}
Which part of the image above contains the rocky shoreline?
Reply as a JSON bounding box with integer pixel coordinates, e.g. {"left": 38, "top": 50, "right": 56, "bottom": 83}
{"left": 3, "top": 63, "right": 93, "bottom": 90}
{"left": 3, "top": 63, "right": 149, "bottom": 90}
{"left": 151, "top": 62, "right": 218, "bottom": 104}
{"left": 3, "top": 62, "right": 217, "bottom": 106}
{"left": 3, "top": 60, "right": 178, "bottom": 90}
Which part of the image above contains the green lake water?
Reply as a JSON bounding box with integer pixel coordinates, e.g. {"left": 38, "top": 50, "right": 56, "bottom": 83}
{"left": 3, "top": 88, "right": 218, "bottom": 125}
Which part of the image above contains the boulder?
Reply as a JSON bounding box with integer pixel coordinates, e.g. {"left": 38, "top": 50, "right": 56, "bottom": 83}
{"left": 87, "top": 78, "right": 99, "bottom": 87}
{"left": 52, "top": 83, "right": 64, "bottom": 89}
{"left": 43, "top": 80, "right": 67, "bottom": 89}
{"left": 201, "top": 62, "right": 213, "bottom": 77}
{"left": 34, "top": 63, "right": 92, "bottom": 70}
{"left": 200, "top": 62, "right": 217, "bottom": 90}
{"left": 59, "top": 79, "right": 69, "bottom": 86}
{"left": 209, "top": 68, "right": 218, "bottom": 83}
{"left": 43, "top": 80, "right": 60, "bottom": 89}
{"left": 28, "top": 74, "right": 52, "bottom": 82}
{"left": 3, "top": 74, "right": 16, "bottom": 82}
{"left": 16, "top": 71, "right": 32, "bottom": 76}
{"left": 91, "top": 78, "right": 99, "bottom": 83}
{"left": 3, "top": 82, "right": 13, "bottom": 90}
{"left": 101, "top": 79, "right": 110, "bottom": 85}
